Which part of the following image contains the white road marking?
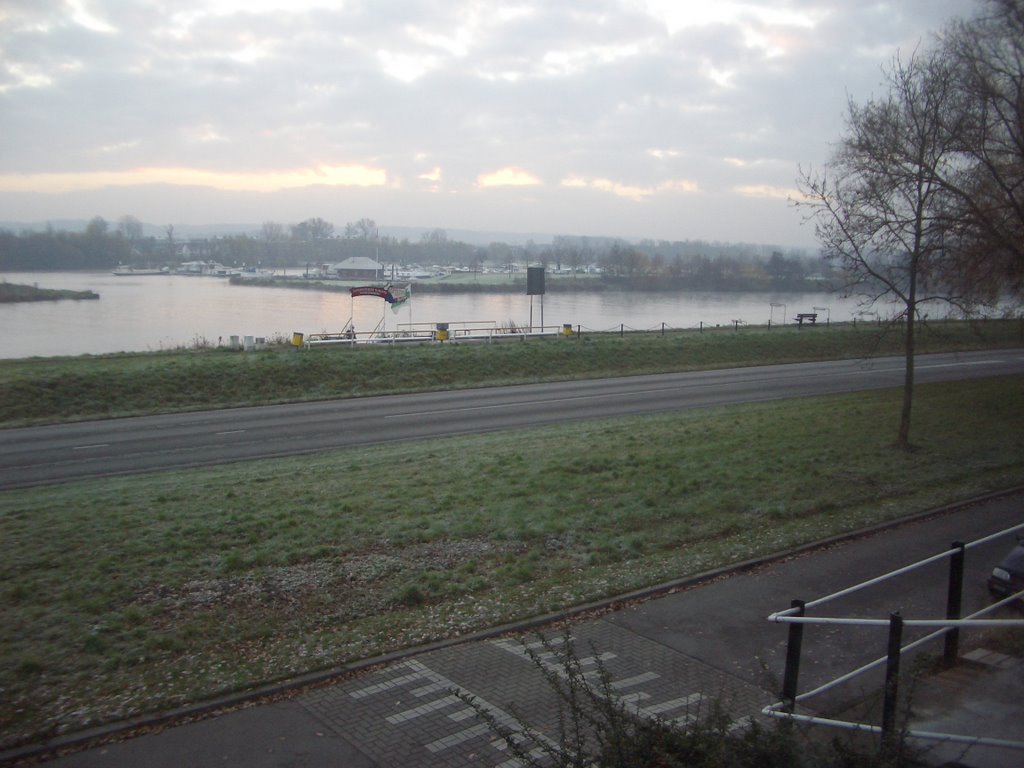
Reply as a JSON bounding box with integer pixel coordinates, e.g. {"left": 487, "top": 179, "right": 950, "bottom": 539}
{"left": 640, "top": 693, "right": 703, "bottom": 716}
{"left": 386, "top": 695, "right": 462, "bottom": 724}
{"left": 620, "top": 691, "right": 652, "bottom": 704}
{"left": 71, "top": 443, "right": 109, "bottom": 450}
{"left": 410, "top": 681, "right": 448, "bottom": 697}
{"left": 425, "top": 723, "right": 493, "bottom": 753}
{"left": 493, "top": 638, "right": 746, "bottom": 732}
{"left": 611, "top": 671, "right": 661, "bottom": 689}
{"left": 383, "top": 390, "right": 635, "bottom": 418}
{"left": 853, "top": 359, "right": 1002, "bottom": 375}
{"left": 346, "top": 659, "right": 559, "bottom": 760}
{"left": 349, "top": 668, "right": 431, "bottom": 699}
{"left": 918, "top": 360, "right": 1001, "bottom": 369}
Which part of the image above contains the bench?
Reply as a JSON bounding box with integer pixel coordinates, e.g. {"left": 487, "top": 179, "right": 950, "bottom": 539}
{"left": 794, "top": 313, "right": 818, "bottom": 326}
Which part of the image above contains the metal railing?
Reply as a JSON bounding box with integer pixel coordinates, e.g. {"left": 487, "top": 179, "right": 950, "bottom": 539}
{"left": 764, "top": 523, "right": 1024, "bottom": 754}
{"left": 303, "top": 322, "right": 572, "bottom": 347}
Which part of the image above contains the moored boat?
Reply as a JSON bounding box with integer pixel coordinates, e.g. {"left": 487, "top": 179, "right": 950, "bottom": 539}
{"left": 113, "top": 265, "right": 168, "bottom": 276}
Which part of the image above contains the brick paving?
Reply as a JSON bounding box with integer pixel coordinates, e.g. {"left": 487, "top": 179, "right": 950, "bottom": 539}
{"left": 300, "top": 619, "right": 772, "bottom": 767}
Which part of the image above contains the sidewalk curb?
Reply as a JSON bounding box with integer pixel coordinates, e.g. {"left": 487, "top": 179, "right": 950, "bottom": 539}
{"left": 5, "top": 485, "right": 1022, "bottom": 765}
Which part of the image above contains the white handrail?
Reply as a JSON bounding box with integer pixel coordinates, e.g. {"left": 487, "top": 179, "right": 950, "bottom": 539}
{"left": 761, "top": 707, "right": 1024, "bottom": 751}
{"left": 766, "top": 523, "right": 1024, "bottom": 752}
{"left": 767, "top": 522, "right": 1024, "bottom": 620}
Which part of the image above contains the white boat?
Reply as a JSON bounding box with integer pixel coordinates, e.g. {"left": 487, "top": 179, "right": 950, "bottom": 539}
{"left": 175, "top": 261, "right": 241, "bottom": 277}
{"left": 113, "top": 265, "right": 168, "bottom": 276}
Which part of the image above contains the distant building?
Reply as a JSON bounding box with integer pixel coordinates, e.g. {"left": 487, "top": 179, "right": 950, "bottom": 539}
{"left": 177, "top": 260, "right": 239, "bottom": 276}
{"left": 321, "top": 256, "right": 384, "bottom": 280}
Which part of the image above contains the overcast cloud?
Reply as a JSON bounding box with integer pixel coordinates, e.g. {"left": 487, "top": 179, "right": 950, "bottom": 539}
{"left": 0, "top": 0, "right": 979, "bottom": 247}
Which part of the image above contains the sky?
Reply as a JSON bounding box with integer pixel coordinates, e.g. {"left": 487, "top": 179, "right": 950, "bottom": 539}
{"left": 0, "top": 0, "right": 980, "bottom": 248}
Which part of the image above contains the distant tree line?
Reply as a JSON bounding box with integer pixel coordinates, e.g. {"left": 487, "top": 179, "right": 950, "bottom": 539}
{"left": 0, "top": 214, "right": 832, "bottom": 291}
{"left": 0, "top": 217, "right": 133, "bottom": 270}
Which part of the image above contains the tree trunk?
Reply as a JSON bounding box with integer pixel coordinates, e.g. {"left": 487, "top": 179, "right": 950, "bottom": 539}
{"left": 898, "top": 278, "right": 917, "bottom": 450}
{"left": 898, "top": 315, "right": 915, "bottom": 448}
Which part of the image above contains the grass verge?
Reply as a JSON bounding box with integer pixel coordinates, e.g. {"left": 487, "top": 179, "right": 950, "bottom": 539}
{"left": 2, "top": 376, "right": 1023, "bottom": 749}
{"left": 1, "top": 319, "right": 1021, "bottom": 426}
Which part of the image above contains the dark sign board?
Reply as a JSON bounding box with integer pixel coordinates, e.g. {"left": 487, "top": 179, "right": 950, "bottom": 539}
{"left": 526, "top": 266, "right": 545, "bottom": 295}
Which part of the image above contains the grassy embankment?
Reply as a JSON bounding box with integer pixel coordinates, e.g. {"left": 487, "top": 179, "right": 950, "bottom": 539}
{"left": 0, "top": 282, "right": 98, "bottom": 303}
{"left": 1, "top": 320, "right": 1023, "bottom": 750}
{"left": 1, "top": 319, "right": 1021, "bottom": 426}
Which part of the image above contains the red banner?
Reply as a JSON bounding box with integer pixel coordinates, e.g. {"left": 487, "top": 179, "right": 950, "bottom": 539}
{"left": 350, "top": 286, "right": 390, "bottom": 299}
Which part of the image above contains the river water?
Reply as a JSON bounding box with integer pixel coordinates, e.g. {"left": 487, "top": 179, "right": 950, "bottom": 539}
{"left": 1, "top": 270, "right": 865, "bottom": 359}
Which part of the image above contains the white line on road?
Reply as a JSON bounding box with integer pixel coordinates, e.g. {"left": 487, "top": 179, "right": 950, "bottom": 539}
{"left": 381, "top": 359, "right": 1006, "bottom": 420}
{"left": 382, "top": 389, "right": 654, "bottom": 418}
{"left": 918, "top": 359, "right": 1001, "bottom": 369}
{"left": 853, "top": 359, "right": 1002, "bottom": 375}
{"left": 71, "top": 443, "right": 109, "bottom": 450}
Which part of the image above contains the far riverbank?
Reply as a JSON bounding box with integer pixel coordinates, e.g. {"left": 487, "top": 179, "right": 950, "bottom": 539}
{"left": 0, "top": 281, "right": 98, "bottom": 303}
{"left": 229, "top": 271, "right": 833, "bottom": 294}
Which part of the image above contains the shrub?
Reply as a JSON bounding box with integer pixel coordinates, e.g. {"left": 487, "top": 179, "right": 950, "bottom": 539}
{"left": 461, "top": 632, "right": 922, "bottom": 768}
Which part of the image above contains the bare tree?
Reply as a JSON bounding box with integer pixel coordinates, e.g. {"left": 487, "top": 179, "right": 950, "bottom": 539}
{"left": 420, "top": 228, "right": 448, "bottom": 245}
{"left": 797, "top": 52, "right": 971, "bottom": 449}
{"left": 259, "top": 221, "right": 286, "bottom": 242}
{"left": 290, "top": 217, "right": 334, "bottom": 241}
{"left": 938, "top": 0, "right": 1024, "bottom": 296}
{"left": 163, "top": 224, "right": 176, "bottom": 261}
{"left": 344, "top": 218, "right": 377, "bottom": 239}
{"left": 84, "top": 216, "right": 109, "bottom": 238}
{"left": 258, "top": 221, "right": 286, "bottom": 264}
{"left": 118, "top": 215, "right": 143, "bottom": 243}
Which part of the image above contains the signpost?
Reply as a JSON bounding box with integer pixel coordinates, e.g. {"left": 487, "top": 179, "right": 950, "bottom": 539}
{"left": 527, "top": 267, "right": 545, "bottom": 331}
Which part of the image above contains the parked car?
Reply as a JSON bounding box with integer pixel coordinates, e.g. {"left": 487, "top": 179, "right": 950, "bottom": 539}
{"left": 987, "top": 536, "right": 1024, "bottom": 597}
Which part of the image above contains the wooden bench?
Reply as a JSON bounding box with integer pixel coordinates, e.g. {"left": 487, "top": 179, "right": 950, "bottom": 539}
{"left": 794, "top": 313, "right": 818, "bottom": 326}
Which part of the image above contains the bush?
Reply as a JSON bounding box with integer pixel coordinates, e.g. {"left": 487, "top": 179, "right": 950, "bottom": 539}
{"left": 462, "top": 632, "right": 922, "bottom": 768}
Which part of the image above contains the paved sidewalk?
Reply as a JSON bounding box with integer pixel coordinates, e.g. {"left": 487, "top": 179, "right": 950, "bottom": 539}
{"left": 18, "top": 491, "right": 1024, "bottom": 768}
{"left": 909, "top": 650, "right": 1024, "bottom": 768}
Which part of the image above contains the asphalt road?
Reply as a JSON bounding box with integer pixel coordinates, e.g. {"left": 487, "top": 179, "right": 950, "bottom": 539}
{"left": 2, "top": 349, "right": 1022, "bottom": 490}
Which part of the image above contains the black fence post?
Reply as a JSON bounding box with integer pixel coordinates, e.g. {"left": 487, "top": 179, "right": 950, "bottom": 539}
{"left": 881, "top": 612, "right": 903, "bottom": 751}
{"left": 781, "top": 599, "right": 805, "bottom": 713}
{"left": 944, "top": 541, "right": 965, "bottom": 666}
